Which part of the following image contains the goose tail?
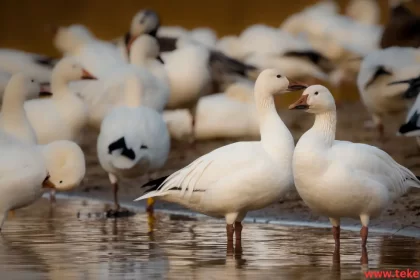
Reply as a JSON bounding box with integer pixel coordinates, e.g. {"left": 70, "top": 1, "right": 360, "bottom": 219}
{"left": 134, "top": 175, "right": 170, "bottom": 201}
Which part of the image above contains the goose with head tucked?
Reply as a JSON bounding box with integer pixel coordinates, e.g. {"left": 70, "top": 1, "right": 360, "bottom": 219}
{"left": 24, "top": 57, "right": 96, "bottom": 145}
{"left": 289, "top": 85, "right": 420, "bottom": 250}
{"left": 0, "top": 73, "right": 41, "bottom": 144}
{"left": 97, "top": 74, "right": 170, "bottom": 217}
{"left": 135, "top": 69, "right": 306, "bottom": 248}
{"left": 0, "top": 133, "right": 85, "bottom": 231}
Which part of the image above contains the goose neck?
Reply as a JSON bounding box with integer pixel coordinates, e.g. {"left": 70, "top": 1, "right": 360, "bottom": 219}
{"left": 51, "top": 72, "right": 70, "bottom": 97}
{"left": 312, "top": 111, "right": 337, "bottom": 147}
{"left": 255, "top": 93, "right": 294, "bottom": 162}
{"left": 124, "top": 76, "right": 142, "bottom": 107}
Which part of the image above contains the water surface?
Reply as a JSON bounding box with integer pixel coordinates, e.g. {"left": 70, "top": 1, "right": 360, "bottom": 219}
{"left": 0, "top": 198, "right": 419, "bottom": 279}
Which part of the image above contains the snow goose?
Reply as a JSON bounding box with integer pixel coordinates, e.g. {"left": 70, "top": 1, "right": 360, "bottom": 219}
{"left": 97, "top": 74, "right": 170, "bottom": 217}
{"left": 0, "top": 49, "right": 56, "bottom": 85}
{"left": 194, "top": 82, "right": 260, "bottom": 140}
{"left": 0, "top": 73, "right": 41, "bottom": 144}
{"left": 135, "top": 69, "right": 307, "bottom": 246}
{"left": 0, "top": 133, "right": 85, "bottom": 231}
{"left": 72, "top": 35, "right": 169, "bottom": 130}
{"left": 24, "top": 57, "right": 96, "bottom": 144}
{"left": 357, "top": 47, "right": 420, "bottom": 139}
{"left": 129, "top": 35, "right": 170, "bottom": 110}
{"left": 54, "top": 24, "right": 124, "bottom": 78}
{"left": 289, "top": 85, "right": 420, "bottom": 249}
{"left": 162, "top": 109, "right": 194, "bottom": 141}
{"left": 380, "top": 0, "right": 420, "bottom": 48}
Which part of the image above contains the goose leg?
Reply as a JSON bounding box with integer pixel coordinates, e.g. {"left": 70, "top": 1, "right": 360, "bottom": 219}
{"left": 360, "top": 214, "right": 369, "bottom": 247}
{"left": 146, "top": 198, "right": 155, "bottom": 214}
{"left": 226, "top": 224, "right": 235, "bottom": 255}
{"left": 0, "top": 212, "right": 6, "bottom": 232}
{"left": 50, "top": 189, "right": 56, "bottom": 204}
{"left": 329, "top": 217, "right": 341, "bottom": 248}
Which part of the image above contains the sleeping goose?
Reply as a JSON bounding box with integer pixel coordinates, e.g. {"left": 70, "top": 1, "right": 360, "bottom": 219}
{"left": 135, "top": 69, "right": 306, "bottom": 247}
{"left": 0, "top": 73, "right": 41, "bottom": 144}
{"left": 289, "top": 85, "right": 420, "bottom": 250}
{"left": 97, "top": 73, "right": 170, "bottom": 217}
{"left": 0, "top": 134, "right": 86, "bottom": 231}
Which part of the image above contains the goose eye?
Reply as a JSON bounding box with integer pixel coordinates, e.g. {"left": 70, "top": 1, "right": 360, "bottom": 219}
{"left": 31, "top": 79, "right": 35, "bottom": 83}
{"left": 140, "top": 145, "right": 148, "bottom": 149}
{"left": 276, "top": 75, "right": 281, "bottom": 78}
{"left": 314, "top": 91, "right": 319, "bottom": 95}
{"left": 59, "top": 180, "right": 63, "bottom": 184}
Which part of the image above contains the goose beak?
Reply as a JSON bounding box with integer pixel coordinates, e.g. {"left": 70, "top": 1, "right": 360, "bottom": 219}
{"left": 286, "top": 81, "right": 308, "bottom": 92}
{"left": 39, "top": 84, "right": 53, "bottom": 97}
{"left": 42, "top": 176, "right": 56, "bottom": 189}
{"left": 157, "top": 55, "right": 165, "bottom": 64}
{"left": 388, "top": 79, "right": 412, "bottom": 86}
{"left": 289, "top": 94, "right": 309, "bottom": 110}
{"left": 81, "top": 69, "right": 97, "bottom": 80}
{"left": 127, "top": 35, "right": 138, "bottom": 53}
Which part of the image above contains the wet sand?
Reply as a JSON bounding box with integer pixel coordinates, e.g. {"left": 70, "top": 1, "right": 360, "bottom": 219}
{"left": 72, "top": 101, "right": 420, "bottom": 233}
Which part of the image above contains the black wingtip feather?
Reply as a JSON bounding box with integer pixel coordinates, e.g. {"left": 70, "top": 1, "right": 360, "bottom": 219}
{"left": 141, "top": 175, "right": 170, "bottom": 193}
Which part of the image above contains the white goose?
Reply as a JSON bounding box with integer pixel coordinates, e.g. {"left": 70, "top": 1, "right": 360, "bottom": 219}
{"left": 72, "top": 35, "right": 169, "bottom": 130}
{"left": 0, "top": 49, "right": 55, "bottom": 85}
{"left": 0, "top": 73, "right": 40, "bottom": 144}
{"left": 54, "top": 24, "right": 124, "bottom": 78}
{"left": 0, "top": 133, "right": 86, "bottom": 231}
{"left": 135, "top": 69, "right": 306, "bottom": 245}
{"left": 24, "top": 57, "right": 96, "bottom": 144}
{"left": 357, "top": 47, "right": 420, "bottom": 139}
{"left": 97, "top": 75, "right": 170, "bottom": 217}
{"left": 289, "top": 85, "right": 420, "bottom": 248}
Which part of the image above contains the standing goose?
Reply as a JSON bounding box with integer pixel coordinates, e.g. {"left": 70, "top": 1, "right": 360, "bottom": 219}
{"left": 0, "top": 73, "right": 41, "bottom": 144}
{"left": 24, "top": 57, "right": 96, "bottom": 144}
{"left": 0, "top": 133, "right": 86, "bottom": 231}
{"left": 289, "top": 85, "right": 420, "bottom": 250}
{"left": 97, "top": 74, "right": 170, "bottom": 217}
{"left": 135, "top": 69, "right": 306, "bottom": 247}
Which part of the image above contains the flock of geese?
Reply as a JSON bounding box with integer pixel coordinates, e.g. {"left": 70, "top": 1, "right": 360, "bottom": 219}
{"left": 1, "top": 0, "right": 420, "bottom": 260}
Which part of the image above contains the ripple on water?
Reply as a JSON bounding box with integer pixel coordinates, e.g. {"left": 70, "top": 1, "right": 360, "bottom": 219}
{"left": 0, "top": 198, "right": 419, "bottom": 280}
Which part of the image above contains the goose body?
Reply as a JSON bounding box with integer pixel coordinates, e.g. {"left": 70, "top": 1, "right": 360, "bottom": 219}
{"left": 289, "top": 85, "right": 420, "bottom": 247}
{"left": 0, "top": 73, "right": 40, "bottom": 144}
{"left": 136, "top": 69, "right": 306, "bottom": 244}
{"left": 357, "top": 47, "right": 420, "bottom": 137}
{"left": 24, "top": 58, "right": 95, "bottom": 144}
{"left": 0, "top": 49, "right": 55, "bottom": 84}
{"left": 194, "top": 82, "right": 259, "bottom": 140}
{"left": 97, "top": 74, "right": 170, "bottom": 214}
{"left": 0, "top": 133, "right": 86, "bottom": 231}
{"left": 54, "top": 24, "right": 124, "bottom": 78}
{"left": 73, "top": 35, "right": 169, "bottom": 130}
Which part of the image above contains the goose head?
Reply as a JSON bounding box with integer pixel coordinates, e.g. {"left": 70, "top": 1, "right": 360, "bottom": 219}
{"left": 289, "top": 85, "right": 336, "bottom": 114}
{"left": 127, "top": 10, "right": 160, "bottom": 50}
{"left": 54, "top": 24, "right": 94, "bottom": 54}
{"left": 41, "top": 140, "right": 86, "bottom": 191}
{"left": 52, "top": 57, "right": 96, "bottom": 84}
{"left": 254, "top": 68, "right": 307, "bottom": 98}
{"left": 130, "top": 35, "right": 164, "bottom": 65}
{"left": 3, "top": 73, "right": 42, "bottom": 102}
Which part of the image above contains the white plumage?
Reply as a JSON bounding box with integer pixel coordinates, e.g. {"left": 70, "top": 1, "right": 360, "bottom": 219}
{"left": 290, "top": 85, "right": 420, "bottom": 246}
{"left": 136, "top": 69, "right": 305, "bottom": 243}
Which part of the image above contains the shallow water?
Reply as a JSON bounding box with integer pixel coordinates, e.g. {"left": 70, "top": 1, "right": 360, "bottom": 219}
{"left": 0, "top": 198, "right": 419, "bottom": 280}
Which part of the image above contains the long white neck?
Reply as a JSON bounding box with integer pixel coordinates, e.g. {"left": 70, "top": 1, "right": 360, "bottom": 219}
{"left": 124, "top": 76, "right": 143, "bottom": 107}
{"left": 51, "top": 71, "right": 71, "bottom": 99}
{"left": 1, "top": 84, "right": 27, "bottom": 124}
{"left": 254, "top": 92, "right": 294, "bottom": 162}
{"left": 310, "top": 111, "right": 337, "bottom": 148}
